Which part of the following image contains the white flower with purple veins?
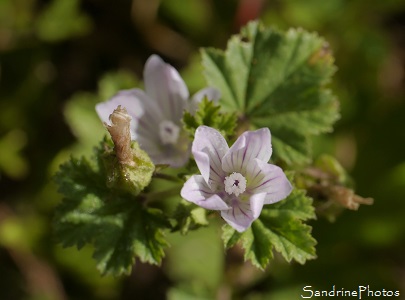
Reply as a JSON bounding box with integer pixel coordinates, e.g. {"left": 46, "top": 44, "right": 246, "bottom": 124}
{"left": 96, "top": 55, "right": 220, "bottom": 167}
{"left": 181, "top": 126, "right": 293, "bottom": 232}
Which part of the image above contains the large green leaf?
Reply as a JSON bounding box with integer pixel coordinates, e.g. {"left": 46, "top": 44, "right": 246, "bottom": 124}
{"left": 202, "top": 21, "right": 339, "bottom": 164}
{"left": 222, "top": 188, "right": 316, "bottom": 269}
{"left": 54, "top": 152, "right": 169, "bottom": 276}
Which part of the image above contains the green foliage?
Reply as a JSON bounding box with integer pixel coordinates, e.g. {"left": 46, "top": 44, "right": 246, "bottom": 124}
{"left": 160, "top": 0, "right": 210, "bottom": 38}
{"left": 0, "top": 130, "right": 28, "bottom": 179}
{"left": 183, "top": 97, "right": 237, "bottom": 139}
{"left": 222, "top": 188, "right": 316, "bottom": 269}
{"left": 313, "top": 154, "right": 351, "bottom": 186}
{"left": 35, "top": 0, "right": 92, "bottom": 42}
{"left": 172, "top": 200, "right": 209, "bottom": 234}
{"left": 202, "top": 21, "right": 339, "bottom": 164}
{"left": 53, "top": 144, "right": 170, "bottom": 276}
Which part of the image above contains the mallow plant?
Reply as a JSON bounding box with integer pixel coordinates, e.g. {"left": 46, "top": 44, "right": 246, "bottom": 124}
{"left": 53, "top": 21, "right": 373, "bottom": 276}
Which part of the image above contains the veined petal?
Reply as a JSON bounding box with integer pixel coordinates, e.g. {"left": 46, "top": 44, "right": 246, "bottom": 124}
{"left": 129, "top": 89, "right": 166, "bottom": 140}
{"left": 149, "top": 136, "right": 191, "bottom": 168}
{"left": 220, "top": 193, "right": 266, "bottom": 232}
{"left": 189, "top": 87, "right": 221, "bottom": 113}
{"left": 192, "top": 126, "right": 228, "bottom": 185}
{"left": 95, "top": 89, "right": 144, "bottom": 140}
{"left": 222, "top": 128, "right": 272, "bottom": 174}
{"left": 144, "top": 55, "right": 189, "bottom": 122}
{"left": 247, "top": 159, "right": 292, "bottom": 204}
{"left": 181, "top": 175, "right": 229, "bottom": 210}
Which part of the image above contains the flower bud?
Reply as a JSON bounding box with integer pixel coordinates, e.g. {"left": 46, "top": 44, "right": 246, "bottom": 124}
{"left": 105, "top": 105, "right": 134, "bottom": 166}
{"left": 102, "top": 106, "right": 155, "bottom": 196}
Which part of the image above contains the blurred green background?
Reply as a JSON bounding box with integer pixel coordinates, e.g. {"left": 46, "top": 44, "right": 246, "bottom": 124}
{"left": 1, "top": 0, "right": 405, "bottom": 299}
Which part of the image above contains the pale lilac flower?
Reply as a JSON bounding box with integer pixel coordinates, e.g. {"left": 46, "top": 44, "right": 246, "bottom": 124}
{"left": 181, "top": 126, "right": 292, "bottom": 232}
{"left": 96, "top": 55, "right": 220, "bottom": 167}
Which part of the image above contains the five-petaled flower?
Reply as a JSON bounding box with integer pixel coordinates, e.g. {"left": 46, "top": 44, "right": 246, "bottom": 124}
{"left": 96, "top": 55, "right": 220, "bottom": 167}
{"left": 181, "top": 126, "right": 293, "bottom": 232}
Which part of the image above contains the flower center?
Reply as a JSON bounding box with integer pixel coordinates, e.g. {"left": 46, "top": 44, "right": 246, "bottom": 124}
{"left": 224, "top": 172, "right": 247, "bottom": 197}
{"left": 159, "top": 120, "right": 180, "bottom": 145}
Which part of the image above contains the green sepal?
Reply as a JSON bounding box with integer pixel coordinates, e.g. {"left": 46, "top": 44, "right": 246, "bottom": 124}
{"left": 101, "top": 138, "right": 155, "bottom": 196}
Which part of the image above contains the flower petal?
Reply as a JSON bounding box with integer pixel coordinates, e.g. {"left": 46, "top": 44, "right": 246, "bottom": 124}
{"left": 131, "top": 89, "right": 166, "bottom": 139}
{"left": 192, "top": 126, "right": 229, "bottom": 185}
{"left": 144, "top": 55, "right": 189, "bottom": 122}
{"left": 148, "top": 135, "right": 191, "bottom": 168}
{"left": 189, "top": 87, "right": 221, "bottom": 113}
{"left": 247, "top": 159, "right": 292, "bottom": 204}
{"left": 220, "top": 193, "right": 266, "bottom": 232}
{"left": 181, "top": 175, "right": 230, "bottom": 210}
{"left": 95, "top": 89, "right": 144, "bottom": 140}
{"left": 222, "top": 128, "right": 272, "bottom": 174}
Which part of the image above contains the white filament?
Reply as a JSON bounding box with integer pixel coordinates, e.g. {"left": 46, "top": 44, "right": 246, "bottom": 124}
{"left": 224, "top": 172, "right": 247, "bottom": 197}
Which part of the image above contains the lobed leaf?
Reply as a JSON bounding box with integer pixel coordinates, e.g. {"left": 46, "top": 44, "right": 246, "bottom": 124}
{"left": 223, "top": 188, "right": 316, "bottom": 269}
{"left": 202, "top": 21, "right": 339, "bottom": 164}
{"left": 53, "top": 147, "right": 170, "bottom": 276}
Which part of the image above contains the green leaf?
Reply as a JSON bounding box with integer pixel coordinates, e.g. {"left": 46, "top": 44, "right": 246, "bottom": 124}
{"left": 222, "top": 188, "right": 316, "bottom": 269}
{"left": 182, "top": 98, "right": 237, "bottom": 139}
{"left": 172, "top": 200, "right": 209, "bottom": 234}
{"left": 270, "top": 188, "right": 315, "bottom": 221}
{"left": 202, "top": 21, "right": 339, "bottom": 164}
{"left": 53, "top": 147, "right": 170, "bottom": 276}
{"left": 35, "top": 0, "right": 92, "bottom": 42}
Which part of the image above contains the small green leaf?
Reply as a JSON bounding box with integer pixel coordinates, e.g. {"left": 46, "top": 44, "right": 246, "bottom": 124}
{"left": 222, "top": 188, "right": 316, "bottom": 269}
{"left": 242, "top": 221, "right": 275, "bottom": 269}
{"left": 54, "top": 145, "right": 170, "bottom": 276}
{"left": 258, "top": 209, "right": 316, "bottom": 265}
{"left": 270, "top": 188, "right": 315, "bottom": 221}
{"left": 202, "top": 21, "right": 339, "bottom": 164}
{"left": 222, "top": 224, "right": 242, "bottom": 249}
{"left": 172, "top": 200, "right": 208, "bottom": 234}
{"left": 182, "top": 98, "right": 237, "bottom": 139}
{"left": 313, "top": 154, "right": 351, "bottom": 185}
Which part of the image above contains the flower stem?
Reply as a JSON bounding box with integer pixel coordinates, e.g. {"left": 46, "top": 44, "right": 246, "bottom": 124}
{"left": 153, "top": 172, "right": 183, "bottom": 183}
{"left": 143, "top": 186, "right": 182, "bottom": 204}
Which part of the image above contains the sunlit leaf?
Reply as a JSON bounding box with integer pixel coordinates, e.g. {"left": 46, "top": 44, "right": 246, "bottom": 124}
{"left": 223, "top": 188, "right": 316, "bottom": 269}
{"left": 53, "top": 147, "right": 169, "bottom": 276}
{"left": 202, "top": 21, "right": 339, "bottom": 164}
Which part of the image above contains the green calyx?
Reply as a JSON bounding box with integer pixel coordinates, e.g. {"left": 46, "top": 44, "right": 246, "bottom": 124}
{"left": 102, "top": 140, "right": 155, "bottom": 196}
